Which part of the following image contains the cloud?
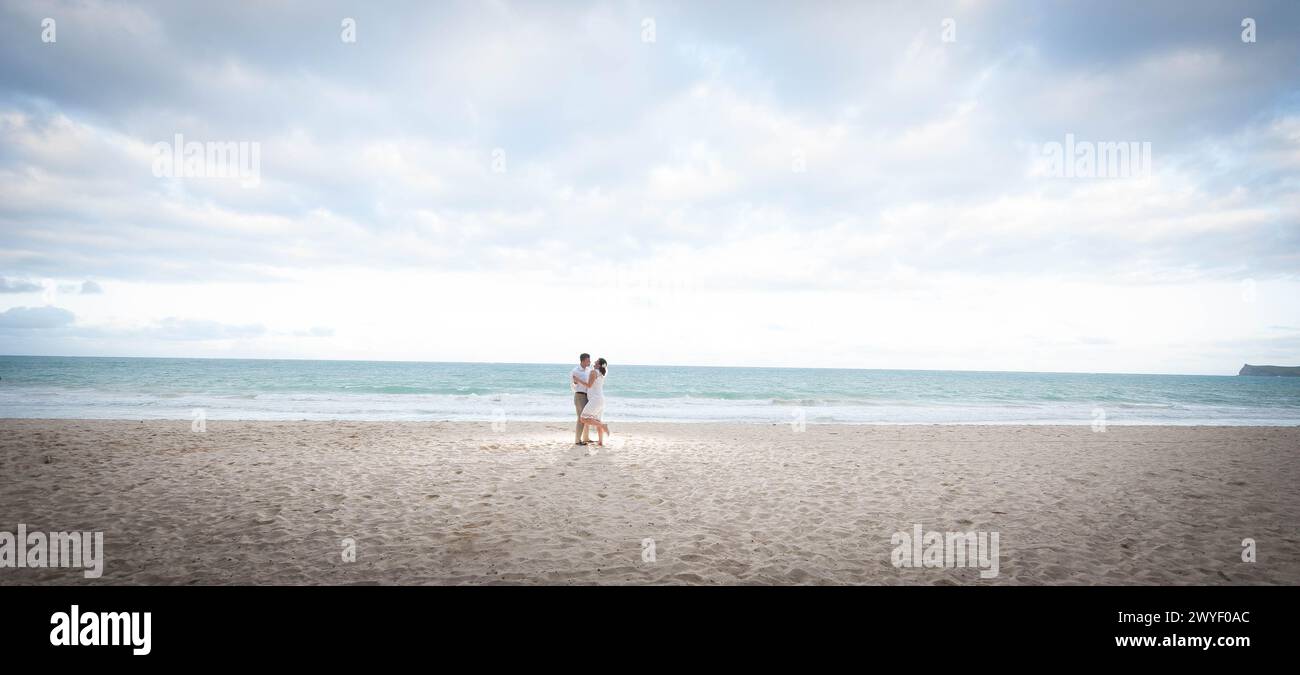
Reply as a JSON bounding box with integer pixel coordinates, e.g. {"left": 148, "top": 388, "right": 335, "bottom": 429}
{"left": 0, "top": 277, "right": 42, "bottom": 293}
{"left": 56, "top": 280, "right": 104, "bottom": 294}
{"left": 0, "top": 1, "right": 1296, "bottom": 285}
{"left": 0, "top": 305, "right": 75, "bottom": 330}
{"left": 0, "top": 307, "right": 266, "bottom": 344}
{"left": 150, "top": 318, "right": 265, "bottom": 341}
{"left": 0, "top": 1, "right": 1296, "bottom": 370}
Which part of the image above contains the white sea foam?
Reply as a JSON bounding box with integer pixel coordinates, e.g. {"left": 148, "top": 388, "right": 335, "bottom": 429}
{"left": 1, "top": 387, "right": 1297, "bottom": 425}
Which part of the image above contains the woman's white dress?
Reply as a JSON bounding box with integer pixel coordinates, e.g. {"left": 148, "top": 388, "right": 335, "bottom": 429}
{"left": 581, "top": 371, "right": 605, "bottom": 420}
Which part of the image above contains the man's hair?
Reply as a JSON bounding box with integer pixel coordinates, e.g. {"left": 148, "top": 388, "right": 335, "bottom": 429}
{"left": 580, "top": 353, "right": 590, "bottom": 360}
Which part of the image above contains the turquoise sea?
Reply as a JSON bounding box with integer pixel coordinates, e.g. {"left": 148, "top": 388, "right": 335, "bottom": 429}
{"left": 1, "top": 355, "right": 1298, "bottom": 425}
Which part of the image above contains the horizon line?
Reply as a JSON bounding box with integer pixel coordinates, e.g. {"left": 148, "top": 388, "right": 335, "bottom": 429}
{"left": 0, "top": 352, "right": 1262, "bottom": 378}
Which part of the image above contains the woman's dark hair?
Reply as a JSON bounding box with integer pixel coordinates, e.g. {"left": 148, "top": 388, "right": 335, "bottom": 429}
{"left": 595, "top": 358, "right": 607, "bottom": 375}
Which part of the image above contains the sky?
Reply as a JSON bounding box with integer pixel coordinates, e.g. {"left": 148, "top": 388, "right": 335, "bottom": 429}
{"left": 0, "top": 0, "right": 1297, "bottom": 374}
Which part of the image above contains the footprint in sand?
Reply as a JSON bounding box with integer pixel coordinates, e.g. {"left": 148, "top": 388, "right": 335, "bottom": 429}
{"left": 252, "top": 507, "right": 282, "bottom": 525}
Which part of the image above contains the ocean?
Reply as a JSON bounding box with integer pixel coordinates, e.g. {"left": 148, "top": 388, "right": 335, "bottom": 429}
{"left": 1, "top": 355, "right": 1298, "bottom": 425}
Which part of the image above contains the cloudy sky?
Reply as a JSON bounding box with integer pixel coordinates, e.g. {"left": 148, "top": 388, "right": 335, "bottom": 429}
{"left": 1, "top": 0, "right": 1297, "bottom": 374}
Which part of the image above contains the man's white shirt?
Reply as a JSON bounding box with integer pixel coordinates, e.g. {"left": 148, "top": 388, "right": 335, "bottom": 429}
{"left": 571, "top": 365, "right": 592, "bottom": 393}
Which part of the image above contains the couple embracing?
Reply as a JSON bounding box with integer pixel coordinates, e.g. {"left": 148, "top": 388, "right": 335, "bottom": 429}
{"left": 570, "top": 353, "right": 610, "bottom": 446}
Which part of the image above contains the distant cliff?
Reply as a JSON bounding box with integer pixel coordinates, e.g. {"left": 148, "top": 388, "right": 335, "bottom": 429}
{"left": 1238, "top": 364, "right": 1300, "bottom": 377}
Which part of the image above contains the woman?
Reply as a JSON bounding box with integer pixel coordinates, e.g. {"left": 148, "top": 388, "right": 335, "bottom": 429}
{"left": 577, "top": 358, "right": 610, "bottom": 446}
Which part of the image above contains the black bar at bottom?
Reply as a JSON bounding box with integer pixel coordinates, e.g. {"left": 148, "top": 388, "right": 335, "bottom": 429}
{"left": 0, "top": 585, "right": 1290, "bottom": 664}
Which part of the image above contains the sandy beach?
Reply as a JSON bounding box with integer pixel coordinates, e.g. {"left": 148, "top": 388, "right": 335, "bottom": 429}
{"left": 1, "top": 419, "right": 1296, "bottom": 585}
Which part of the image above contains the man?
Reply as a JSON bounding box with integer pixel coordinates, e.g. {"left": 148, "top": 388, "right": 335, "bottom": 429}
{"left": 570, "top": 353, "right": 593, "bottom": 445}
